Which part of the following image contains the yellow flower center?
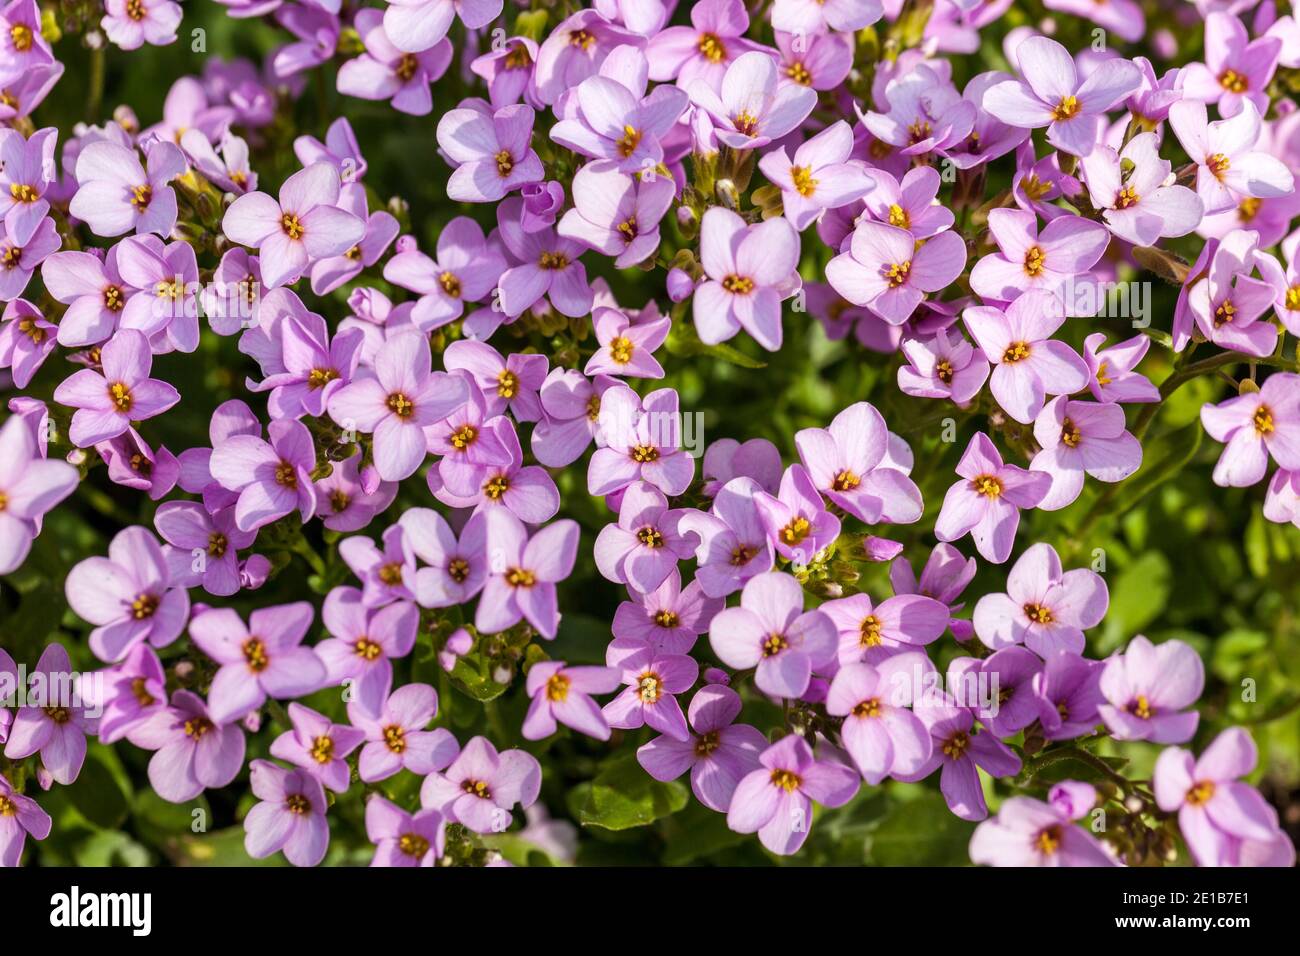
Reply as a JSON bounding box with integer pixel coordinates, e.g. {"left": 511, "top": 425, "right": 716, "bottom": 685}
{"left": 108, "top": 381, "right": 133, "bottom": 411}
{"left": 281, "top": 213, "right": 303, "bottom": 239}
{"left": 1051, "top": 95, "right": 1080, "bottom": 121}
{"left": 852, "top": 697, "right": 882, "bottom": 719}
{"left": 243, "top": 637, "right": 269, "bottom": 672}
{"left": 1023, "top": 245, "right": 1046, "bottom": 276}
{"left": 790, "top": 165, "right": 817, "bottom": 197}
{"left": 506, "top": 567, "right": 535, "bottom": 588}
{"left": 697, "top": 32, "right": 726, "bottom": 63}
{"left": 495, "top": 150, "right": 514, "bottom": 177}
{"left": 1218, "top": 69, "right": 1247, "bottom": 93}
{"left": 761, "top": 632, "right": 788, "bottom": 657}
{"left": 972, "top": 474, "right": 1003, "bottom": 498}
{"left": 722, "top": 274, "right": 754, "bottom": 294}
{"left": 770, "top": 769, "right": 801, "bottom": 792}
{"left": 546, "top": 673, "right": 570, "bottom": 702}
{"left": 310, "top": 735, "right": 334, "bottom": 763}
{"left": 780, "top": 516, "right": 811, "bottom": 546}
{"left": 1060, "top": 418, "right": 1082, "bottom": 447}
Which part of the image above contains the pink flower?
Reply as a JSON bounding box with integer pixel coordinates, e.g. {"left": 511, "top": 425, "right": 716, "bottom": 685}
{"left": 349, "top": 682, "right": 457, "bottom": 780}
{"left": 131, "top": 690, "right": 245, "bottom": 803}
{"left": 861, "top": 166, "right": 954, "bottom": 239}
{"left": 588, "top": 384, "right": 696, "bottom": 497}
{"left": 758, "top": 121, "right": 873, "bottom": 231}
{"left": 1181, "top": 12, "right": 1280, "bottom": 118}
{"left": 365, "top": 795, "right": 446, "bottom": 867}
{"left": 820, "top": 591, "right": 949, "bottom": 665}
{"left": 0, "top": 410, "right": 77, "bottom": 576}
{"left": 826, "top": 654, "right": 935, "bottom": 785}
{"left": 962, "top": 289, "right": 1091, "bottom": 424}
{"left": 316, "top": 587, "right": 418, "bottom": 706}
{"left": 1083, "top": 332, "right": 1160, "bottom": 404}
{"left": 53, "top": 329, "right": 181, "bottom": 447}
{"left": 557, "top": 163, "right": 675, "bottom": 269}
{"left": 326, "top": 332, "right": 469, "bottom": 482}
{"left": 101, "top": 0, "right": 181, "bottom": 50}
{"left": 1098, "top": 635, "right": 1203, "bottom": 743}
{"left": 693, "top": 207, "right": 800, "bottom": 350}
{"left": 419, "top": 735, "right": 541, "bottom": 834}
{"left": 1031, "top": 397, "right": 1142, "bottom": 510}
{"left": 1200, "top": 372, "right": 1300, "bottom": 487}
{"left": 970, "top": 208, "right": 1110, "bottom": 303}
{"left": 474, "top": 509, "right": 579, "bottom": 639}
{"left": 337, "top": 9, "right": 452, "bottom": 116}
{"left": 209, "top": 419, "right": 318, "bottom": 532}
{"left": 0, "top": 773, "right": 51, "bottom": 867}
{"left": 401, "top": 508, "right": 489, "bottom": 609}
{"left": 1080, "top": 132, "right": 1203, "bottom": 247}
{"left": 522, "top": 660, "right": 621, "bottom": 741}
{"left": 584, "top": 306, "right": 670, "bottom": 379}
{"left": 897, "top": 328, "right": 990, "bottom": 405}
{"left": 602, "top": 637, "right": 699, "bottom": 740}
{"left": 972, "top": 542, "right": 1108, "bottom": 657}
{"left": 3, "top": 644, "right": 98, "bottom": 784}
{"left": 970, "top": 781, "right": 1117, "bottom": 866}
{"left": 69, "top": 139, "right": 185, "bottom": 238}
{"left": 382, "top": 0, "right": 501, "bottom": 55}
{"left": 611, "top": 569, "right": 722, "bottom": 653}
{"left": 1168, "top": 100, "right": 1293, "bottom": 215}
{"left": 687, "top": 51, "right": 817, "bottom": 150}
{"left": 935, "top": 432, "right": 1051, "bottom": 564}
{"left": 709, "top": 571, "right": 836, "bottom": 700}
{"left": 222, "top": 162, "right": 366, "bottom": 289}
{"left": 826, "top": 221, "right": 966, "bottom": 325}
{"left": 243, "top": 760, "right": 330, "bottom": 867}
{"left": 753, "top": 463, "right": 842, "bottom": 566}
{"left": 983, "top": 36, "right": 1140, "bottom": 157}
{"left": 436, "top": 104, "right": 544, "bottom": 203}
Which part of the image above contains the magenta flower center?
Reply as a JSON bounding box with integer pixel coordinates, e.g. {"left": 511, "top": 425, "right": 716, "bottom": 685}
{"left": 448, "top": 425, "right": 479, "bottom": 451}
{"left": 131, "top": 678, "right": 155, "bottom": 706}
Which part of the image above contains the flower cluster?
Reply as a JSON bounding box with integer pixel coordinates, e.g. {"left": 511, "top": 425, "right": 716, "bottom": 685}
{"left": 1, "top": 0, "right": 1298, "bottom": 869}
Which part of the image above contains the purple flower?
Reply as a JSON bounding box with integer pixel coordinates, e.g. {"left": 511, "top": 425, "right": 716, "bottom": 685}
{"left": 1154, "top": 727, "right": 1295, "bottom": 867}
{"left": 131, "top": 690, "right": 245, "bottom": 803}
{"left": 96, "top": 426, "right": 180, "bottom": 501}
{"left": 1182, "top": 12, "right": 1279, "bottom": 118}
{"left": 888, "top": 542, "right": 977, "bottom": 637}
{"left": 316, "top": 587, "right": 418, "bottom": 705}
{"left": 1201, "top": 372, "right": 1300, "bottom": 487}
{"left": 222, "top": 162, "right": 365, "bottom": 289}
{"left": 337, "top": 8, "right": 451, "bottom": 116}
{"left": 436, "top": 103, "right": 543, "bottom": 203}
{"left": 594, "top": 480, "right": 694, "bottom": 594}
{"left": 419, "top": 735, "right": 542, "bottom": 834}
{"left": 86, "top": 644, "right": 168, "bottom": 745}
{"left": 1098, "top": 635, "right": 1203, "bottom": 743}
{"left": 973, "top": 542, "right": 1108, "bottom": 657}
{"left": 774, "top": 29, "right": 852, "bottom": 91}
{"left": 53, "top": 329, "right": 182, "bottom": 444}
{"left": 531, "top": 368, "right": 611, "bottom": 468}
{"left": 470, "top": 36, "right": 539, "bottom": 110}
{"left": 693, "top": 207, "right": 800, "bottom": 349}
{"left": 475, "top": 509, "right": 579, "bottom": 639}
{"left": 1080, "top": 133, "right": 1203, "bottom": 247}
{"left": 935, "top": 432, "right": 1052, "bottom": 564}
{"left": 863, "top": 64, "right": 975, "bottom": 161}
{"left": 326, "top": 332, "right": 469, "bottom": 481}
{"left": 963, "top": 289, "right": 1091, "bottom": 424}
{"left": 0, "top": 125, "right": 55, "bottom": 244}
{"left": 3, "top": 644, "right": 98, "bottom": 784}
{"left": 365, "top": 795, "right": 445, "bottom": 867}
{"left": 1083, "top": 332, "right": 1160, "bottom": 404}
{"left": 861, "top": 166, "right": 954, "bottom": 239}
{"left": 269, "top": 702, "right": 367, "bottom": 794}
{"left": 758, "top": 120, "right": 873, "bottom": 231}
{"left": 752, "top": 464, "right": 841, "bottom": 566}
{"left": 771, "top": 0, "right": 881, "bottom": 34}
{"left": 646, "top": 0, "right": 763, "bottom": 88}
{"left": 1033, "top": 650, "right": 1104, "bottom": 741}
{"left": 244, "top": 760, "right": 330, "bottom": 867}
{"left": 970, "top": 781, "right": 1117, "bottom": 866}
{"left": 584, "top": 305, "right": 670, "bottom": 379}
{"left": 679, "top": 477, "right": 776, "bottom": 598}
{"left": 794, "top": 401, "right": 923, "bottom": 523}
{"left": 252, "top": 311, "right": 363, "bottom": 420}
{"left": 209, "top": 419, "right": 318, "bottom": 532}
{"left": 821, "top": 591, "right": 949, "bottom": 665}
{"left": 496, "top": 198, "right": 593, "bottom": 318}
{"left": 401, "top": 508, "right": 488, "bottom": 608}
{"left": 523, "top": 660, "right": 621, "bottom": 741}
{"left": 550, "top": 51, "right": 688, "bottom": 174}
{"left": 0, "top": 773, "right": 50, "bottom": 867}
{"left": 188, "top": 602, "right": 327, "bottom": 724}
{"left": 531, "top": 10, "right": 645, "bottom": 106}
{"left": 308, "top": 184, "right": 399, "bottom": 295}
{"left": 0, "top": 1, "right": 55, "bottom": 78}
{"left": 0, "top": 412, "right": 77, "bottom": 575}
{"left": 65, "top": 525, "right": 190, "bottom": 662}
{"left": 603, "top": 638, "right": 700, "bottom": 741}
{"left": 101, "top": 0, "right": 180, "bottom": 49}
{"left": 558, "top": 163, "right": 675, "bottom": 269}
{"left": 953, "top": 646, "right": 1044, "bottom": 738}
{"left": 349, "top": 682, "right": 458, "bottom": 781}
{"left": 314, "top": 454, "right": 397, "bottom": 532}
{"left": 971, "top": 209, "right": 1109, "bottom": 303}
{"left": 0, "top": 298, "right": 56, "bottom": 387}
{"left": 897, "top": 328, "right": 990, "bottom": 405}
{"left": 69, "top": 139, "right": 185, "bottom": 238}
{"left": 638, "top": 684, "right": 766, "bottom": 811}
{"left": 983, "top": 36, "right": 1140, "bottom": 157}
{"left": 382, "top": 0, "right": 500, "bottom": 54}
{"left": 0, "top": 215, "right": 59, "bottom": 302}
{"left": 444, "top": 340, "right": 548, "bottom": 423}
{"left": 1168, "top": 100, "right": 1293, "bottom": 215}
{"left": 727, "top": 734, "right": 859, "bottom": 855}
{"left": 589, "top": 385, "right": 696, "bottom": 497}
{"left": 895, "top": 697, "right": 1022, "bottom": 821}
{"left": 701, "top": 437, "right": 782, "bottom": 497}
{"left": 383, "top": 216, "right": 506, "bottom": 331}
{"left": 827, "top": 221, "right": 966, "bottom": 325}
{"left": 827, "top": 655, "right": 934, "bottom": 785}
{"left": 709, "top": 571, "right": 836, "bottom": 700}
{"left": 687, "top": 51, "right": 817, "bottom": 150}
{"left": 1030, "top": 397, "right": 1142, "bottom": 510}
{"left": 612, "top": 569, "right": 721, "bottom": 654}
{"left": 339, "top": 524, "right": 417, "bottom": 608}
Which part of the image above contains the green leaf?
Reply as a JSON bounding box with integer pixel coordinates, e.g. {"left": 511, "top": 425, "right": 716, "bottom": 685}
{"left": 64, "top": 753, "right": 130, "bottom": 830}
{"left": 576, "top": 755, "right": 688, "bottom": 830}
{"left": 1101, "top": 551, "right": 1171, "bottom": 650}
{"left": 660, "top": 800, "right": 750, "bottom": 864}
{"left": 867, "top": 792, "right": 975, "bottom": 866}
{"left": 1114, "top": 421, "right": 1203, "bottom": 515}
